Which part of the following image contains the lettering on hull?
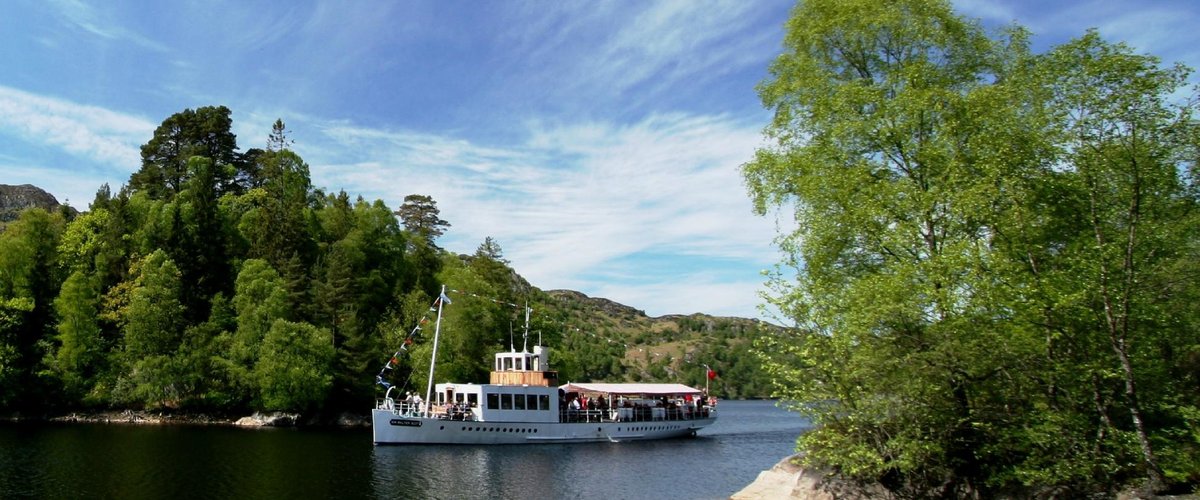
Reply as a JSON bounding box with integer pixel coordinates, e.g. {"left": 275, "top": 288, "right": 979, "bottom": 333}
{"left": 389, "top": 419, "right": 423, "bottom": 427}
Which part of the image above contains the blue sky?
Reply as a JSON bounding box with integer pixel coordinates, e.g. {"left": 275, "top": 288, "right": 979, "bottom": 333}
{"left": 2, "top": 1, "right": 1198, "bottom": 320}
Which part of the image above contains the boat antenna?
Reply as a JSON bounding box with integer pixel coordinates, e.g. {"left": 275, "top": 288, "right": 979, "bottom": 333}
{"left": 508, "top": 321, "right": 515, "bottom": 352}
{"left": 522, "top": 302, "right": 531, "bottom": 352}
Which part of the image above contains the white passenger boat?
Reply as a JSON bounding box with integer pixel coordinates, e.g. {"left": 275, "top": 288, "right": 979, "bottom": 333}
{"left": 371, "top": 288, "right": 717, "bottom": 445}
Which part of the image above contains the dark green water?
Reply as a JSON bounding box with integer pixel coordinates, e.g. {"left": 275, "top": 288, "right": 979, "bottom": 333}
{"left": 0, "top": 400, "right": 809, "bottom": 499}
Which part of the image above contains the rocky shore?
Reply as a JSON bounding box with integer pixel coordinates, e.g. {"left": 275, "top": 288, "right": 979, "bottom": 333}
{"left": 4, "top": 410, "right": 370, "bottom": 428}
{"left": 730, "top": 454, "right": 888, "bottom": 500}
{"left": 730, "top": 455, "right": 1199, "bottom": 500}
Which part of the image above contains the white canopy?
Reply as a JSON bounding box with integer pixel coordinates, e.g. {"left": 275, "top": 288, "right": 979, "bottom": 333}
{"left": 559, "top": 382, "right": 702, "bottom": 396}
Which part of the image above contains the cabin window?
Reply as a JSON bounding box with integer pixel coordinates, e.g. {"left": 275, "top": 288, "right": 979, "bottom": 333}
{"left": 487, "top": 393, "right": 499, "bottom": 410}
{"left": 468, "top": 393, "right": 478, "bottom": 407}
{"left": 515, "top": 394, "right": 526, "bottom": 410}
{"left": 526, "top": 395, "right": 538, "bottom": 410}
{"left": 501, "top": 394, "right": 513, "bottom": 410}
{"left": 503, "top": 357, "right": 513, "bottom": 371}
{"left": 539, "top": 395, "right": 549, "bottom": 410}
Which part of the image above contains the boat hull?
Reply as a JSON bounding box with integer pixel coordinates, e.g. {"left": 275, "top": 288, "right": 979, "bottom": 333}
{"left": 371, "top": 409, "right": 715, "bottom": 445}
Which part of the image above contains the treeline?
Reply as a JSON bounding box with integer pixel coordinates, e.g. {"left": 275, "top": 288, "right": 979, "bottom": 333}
{"left": 746, "top": 0, "right": 1199, "bottom": 495}
{"left": 0, "top": 107, "right": 552, "bottom": 416}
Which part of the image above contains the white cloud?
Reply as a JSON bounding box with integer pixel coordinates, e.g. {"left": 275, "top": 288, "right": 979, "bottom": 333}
{"left": 303, "top": 112, "right": 776, "bottom": 318}
{"left": 0, "top": 85, "right": 153, "bottom": 174}
{"left": 46, "top": 0, "right": 168, "bottom": 52}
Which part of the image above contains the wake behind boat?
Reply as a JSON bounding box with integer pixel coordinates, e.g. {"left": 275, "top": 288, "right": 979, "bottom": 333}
{"left": 371, "top": 287, "right": 717, "bottom": 445}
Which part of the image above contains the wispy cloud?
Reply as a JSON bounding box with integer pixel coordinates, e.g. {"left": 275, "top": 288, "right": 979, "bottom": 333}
{"left": 46, "top": 0, "right": 168, "bottom": 52}
{"left": 0, "top": 85, "right": 153, "bottom": 170}
{"left": 956, "top": 0, "right": 1200, "bottom": 75}
{"left": 303, "top": 112, "right": 775, "bottom": 317}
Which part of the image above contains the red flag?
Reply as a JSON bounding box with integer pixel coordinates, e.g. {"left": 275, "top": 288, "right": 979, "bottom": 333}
{"left": 707, "top": 368, "right": 717, "bottom": 380}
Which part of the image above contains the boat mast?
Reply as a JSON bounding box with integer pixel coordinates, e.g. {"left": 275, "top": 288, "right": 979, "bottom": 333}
{"left": 423, "top": 285, "right": 448, "bottom": 417}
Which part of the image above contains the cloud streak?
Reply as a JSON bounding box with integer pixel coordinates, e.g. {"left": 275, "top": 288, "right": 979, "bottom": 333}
{"left": 0, "top": 85, "right": 153, "bottom": 172}
{"left": 302, "top": 112, "right": 775, "bottom": 317}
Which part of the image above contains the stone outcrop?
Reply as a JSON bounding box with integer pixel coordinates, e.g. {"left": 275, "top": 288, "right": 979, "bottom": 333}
{"left": 0, "top": 184, "right": 64, "bottom": 222}
{"left": 730, "top": 455, "right": 891, "bottom": 500}
{"left": 234, "top": 412, "right": 301, "bottom": 427}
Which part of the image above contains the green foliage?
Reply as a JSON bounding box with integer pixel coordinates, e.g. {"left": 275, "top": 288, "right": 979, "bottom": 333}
{"left": 254, "top": 320, "right": 334, "bottom": 412}
{"left": 131, "top": 105, "right": 242, "bottom": 199}
{"left": 395, "top": 194, "right": 450, "bottom": 244}
{"left": 746, "top": 0, "right": 1200, "bottom": 494}
{"left": 52, "top": 271, "right": 104, "bottom": 400}
{"left": 117, "top": 250, "right": 188, "bottom": 408}
{"left": 0, "top": 105, "right": 771, "bottom": 426}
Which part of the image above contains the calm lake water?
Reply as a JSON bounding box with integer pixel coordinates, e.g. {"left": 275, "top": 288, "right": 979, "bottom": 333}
{"left": 0, "top": 400, "right": 810, "bottom": 499}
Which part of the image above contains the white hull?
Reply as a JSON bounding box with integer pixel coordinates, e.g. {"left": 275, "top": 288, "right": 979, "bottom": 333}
{"left": 372, "top": 409, "right": 715, "bottom": 445}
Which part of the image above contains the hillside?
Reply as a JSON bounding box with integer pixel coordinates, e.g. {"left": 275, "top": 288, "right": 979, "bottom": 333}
{"left": 0, "top": 184, "right": 73, "bottom": 224}
{"left": 539, "top": 289, "right": 776, "bottom": 398}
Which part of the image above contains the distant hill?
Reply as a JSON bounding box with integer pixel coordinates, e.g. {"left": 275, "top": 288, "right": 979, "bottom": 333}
{"left": 0, "top": 184, "right": 74, "bottom": 224}
{"left": 541, "top": 289, "right": 777, "bottom": 398}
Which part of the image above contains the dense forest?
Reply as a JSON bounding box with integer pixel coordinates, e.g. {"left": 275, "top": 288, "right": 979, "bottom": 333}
{"left": 0, "top": 108, "right": 772, "bottom": 420}
{"left": 745, "top": 0, "right": 1200, "bottom": 496}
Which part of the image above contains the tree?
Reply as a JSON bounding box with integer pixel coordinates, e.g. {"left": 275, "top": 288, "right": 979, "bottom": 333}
{"left": 1038, "top": 32, "right": 1200, "bottom": 490}
{"left": 221, "top": 259, "right": 290, "bottom": 398}
{"left": 254, "top": 319, "right": 334, "bottom": 412}
{"left": 130, "top": 106, "right": 241, "bottom": 199}
{"left": 52, "top": 271, "right": 104, "bottom": 400}
{"left": 745, "top": 0, "right": 1200, "bottom": 494}
{"left": 267, "top": 118, "right": 294, "bottom": 152}
{"left": 476, "top": 236, "right": 508, "bottom": 264}
{"left": 172, "top": 156, "right": 234, "bottom": 322}
{"left": 395, "top": 194, "right": 450, "bottom": 244}
{"left": 118, "top": 249, "right": 187, "bottom": 407}
{"left": 0, "top": 208, "right": 66, "bottom": 410}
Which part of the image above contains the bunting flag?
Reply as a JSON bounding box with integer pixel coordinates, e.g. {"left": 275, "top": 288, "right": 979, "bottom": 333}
{"left": 375, "top": 293, "right": 451, "bottom": 386}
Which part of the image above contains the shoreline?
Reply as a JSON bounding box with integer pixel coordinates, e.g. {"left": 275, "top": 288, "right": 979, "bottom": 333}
{"left": 2, "top": 410, "right": 370, "bottom": 428}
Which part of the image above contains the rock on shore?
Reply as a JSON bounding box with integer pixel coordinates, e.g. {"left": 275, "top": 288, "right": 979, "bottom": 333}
{"left": 730, "top": 454, "right": 889, "bottom": 500}
{"left": 234, "top": 412, "right": 301, "bottom": 427}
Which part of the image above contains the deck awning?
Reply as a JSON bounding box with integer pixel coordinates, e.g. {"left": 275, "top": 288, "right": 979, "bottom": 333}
{"left": 559, "top": 382, "right": 702, "bottom": 396}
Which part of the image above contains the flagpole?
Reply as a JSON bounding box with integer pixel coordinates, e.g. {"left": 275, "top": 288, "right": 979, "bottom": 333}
{"left": 704, "top": 364, "right": 710, "bottom": 395}
{"left": 424, "top": 285, "right": 448, "bottom": 417}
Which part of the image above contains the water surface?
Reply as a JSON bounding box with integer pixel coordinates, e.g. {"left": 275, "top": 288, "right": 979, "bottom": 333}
{"left": 0, "top": 400, "right": 809, "bottom": 499}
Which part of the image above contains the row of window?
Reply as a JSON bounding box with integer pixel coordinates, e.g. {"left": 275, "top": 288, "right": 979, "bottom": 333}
{"left": 438, "top": 425, "right": 539, "bottom": 433}
{"left": 485, "top": 393, "right": 551, "bottom": 411}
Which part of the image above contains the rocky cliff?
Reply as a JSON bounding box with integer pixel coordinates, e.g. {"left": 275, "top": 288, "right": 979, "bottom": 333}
{"left": 0, "top": 184, "right": 65, "bottom": 222}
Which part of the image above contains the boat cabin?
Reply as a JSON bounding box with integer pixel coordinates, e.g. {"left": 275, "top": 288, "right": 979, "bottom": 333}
{"left": 415, "top": 346, "right": 711, "bottom": 425}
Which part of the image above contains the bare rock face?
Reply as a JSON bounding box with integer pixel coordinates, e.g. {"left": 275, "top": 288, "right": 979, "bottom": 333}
{"left": 0, "top": 184, "right": 65, "bottom": 222}
{"left": 731, "top": 455, "right": 892, "bottom": 500}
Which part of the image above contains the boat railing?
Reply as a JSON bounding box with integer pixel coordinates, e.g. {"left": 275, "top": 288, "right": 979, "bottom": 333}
{"left": 377, "top": 398, "right": 425, "bottom": 417}
{"left": 558, "top": 405, "right": 714, "bottom": 423}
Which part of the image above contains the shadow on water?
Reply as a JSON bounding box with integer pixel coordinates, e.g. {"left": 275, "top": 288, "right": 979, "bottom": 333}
{"left": 0, "top": 400, "right": 810, "bottom": 500}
